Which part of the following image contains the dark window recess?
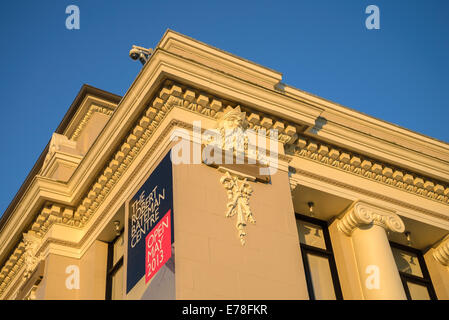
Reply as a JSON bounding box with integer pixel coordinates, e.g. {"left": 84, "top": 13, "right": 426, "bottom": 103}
{"left": 296, "top": 213, "right": 343, "bottom": 300}
{"left": 390, "top": 241, "right": 437, "bottom": 300}
{"left": 106, "top": 230, "right": 124, "bottom": 300}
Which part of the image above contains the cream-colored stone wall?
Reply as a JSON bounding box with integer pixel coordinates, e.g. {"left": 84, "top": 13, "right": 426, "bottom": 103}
{"left": 424, "top": 248, "right": 449, "bottom": 299}
{"left": 35, "top": 240, "right": 107, "bottom": 299}
{"left": 173, "top": 152, "right": 309, "bottom": 299}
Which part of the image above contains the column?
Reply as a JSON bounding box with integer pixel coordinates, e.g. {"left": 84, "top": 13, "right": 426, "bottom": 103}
{"left": 433, "top": 236, "right": 449, "bottom": 267}
{"left": 424, "top": 236, "right": 449, "bottom": 299}
{"left": 337, "top": 201, "right": 406, "bottom": 300}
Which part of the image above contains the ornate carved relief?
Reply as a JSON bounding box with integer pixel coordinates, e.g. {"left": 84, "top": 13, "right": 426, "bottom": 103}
{"left": 220, "top": 171, "right": 255, "bottom": 245}
{"left": 433, "top": 236, "right": 449, "bottom": 266}
{"left": 288, "top": 137, "right": 449, "bottom": 205}
{"left": 216, "top": 105, "right": 248, "bottom": 150}
{"left": 337, "top": 201, "right": 405, "bottom": 236}
{"left": 22, "top": 233, "right": 42, "bottom": 281}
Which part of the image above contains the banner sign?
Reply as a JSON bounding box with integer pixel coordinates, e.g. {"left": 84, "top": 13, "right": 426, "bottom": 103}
{"left": 127, "top": 152, "right": 173, "bottom": 294}
{"left": 145, "top": 209, "right": 172, "bottom": 283}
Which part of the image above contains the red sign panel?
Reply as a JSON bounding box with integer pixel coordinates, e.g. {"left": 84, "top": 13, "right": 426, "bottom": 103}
{"left": 145, "top": 210, "right": 172, "bottom": 283}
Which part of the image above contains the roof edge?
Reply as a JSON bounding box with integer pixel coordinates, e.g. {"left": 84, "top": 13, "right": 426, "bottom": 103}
{"left": 0, "top": 84, "right": 122, "bottom": 232}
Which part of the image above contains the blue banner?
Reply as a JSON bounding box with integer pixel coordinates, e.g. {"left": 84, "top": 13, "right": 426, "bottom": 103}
{"left": 126, "top": 151, "right": 173, "bottom": 294}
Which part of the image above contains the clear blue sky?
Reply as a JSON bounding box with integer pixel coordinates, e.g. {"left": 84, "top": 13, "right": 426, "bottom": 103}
{"left": 1, "top": 1, "right": 448, "bottom": 216}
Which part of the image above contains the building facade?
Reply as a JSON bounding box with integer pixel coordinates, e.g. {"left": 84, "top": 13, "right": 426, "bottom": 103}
{"left": 1, "top": 30, "right": 449, "bottom": 300}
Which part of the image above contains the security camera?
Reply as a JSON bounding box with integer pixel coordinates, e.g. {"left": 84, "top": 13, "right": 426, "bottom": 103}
{"left": 129, "top": 47, "right": 141, "bottom": 61}
{"left": 129, "top": 45, "right": 153, "bottom": 65}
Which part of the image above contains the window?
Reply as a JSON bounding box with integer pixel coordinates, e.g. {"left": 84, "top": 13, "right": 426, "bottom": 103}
{"left": 296, "top": 213, "right": 343, "bottom": 300}
{"left": 106, "top": 231, "right": 124, "bottom": 300}
{"left": 390, "top": 242, "right": 437, "bottom": 300}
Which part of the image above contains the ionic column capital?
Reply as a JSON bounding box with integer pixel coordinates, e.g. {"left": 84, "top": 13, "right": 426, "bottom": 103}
{"left": 337, "top": 201, "right": 405, "bottom": 236}
{"left": 433, "top": 236, "right": 449, "bottom": 266}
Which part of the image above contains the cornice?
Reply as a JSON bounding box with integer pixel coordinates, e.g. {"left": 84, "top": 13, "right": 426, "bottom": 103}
{"left": 157, "top": 30, "right": 449, "bottom": 179}
{"left": 62, "top": 94, "right": 118, "bottom": 141}
{"left": 287, "top": 136, "right": 449, "bottom": 206}
{"left": 0, "top": 119, "right": 181, "bottom": 298}
{"left": 0, "top": 202, "right": 76, "bottom": 297}
{"left": 69, "top": 81, "right": 301, "bottom": 229}
{"left": 151, "top": 48, "right": 323, "bottom": 128}
{"left": 36, "top": 119, "right": 187, "bottom": 259}
{"left": 307, "top": 119, "right": 449, "bottom": 183}
{"left": 40, "top": 151, "right": 83, "bottom": 181}
{"left": 157, "top": 29, "right": 283, "bottom": 90}
{"left": 155, "top": 48, "right": 449, "bottom": 186}
{"left": 69, "top": 104, "right": 114, "bottom": 141}
{"left": 290, "top": 166, "right": 449, "bottom": 229}
{"left": 56, "top": 84, "right": 121, "bottom": 137}
{"left": 282, "top": 84, "right": 449, "bottom": 166}
{"left": 337, "top": 201, "right": 405, "bottom": 236}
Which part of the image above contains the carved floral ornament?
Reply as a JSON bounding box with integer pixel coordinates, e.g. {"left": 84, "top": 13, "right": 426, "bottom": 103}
{"left": 214, "top": 106, "right": 258, "bottom": 246}
{"left": 220, "top": 171, "right": 256, "bottom": 246}
{"left": 337, "top": 201, "right": 405, "bottom": 236}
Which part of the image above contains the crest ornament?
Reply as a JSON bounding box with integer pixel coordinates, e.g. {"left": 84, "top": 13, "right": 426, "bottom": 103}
{"left": 220, "top": 171, "right": 255, "bottom": 245}
{"left": 214, "top": 105, "right": 248, "bottom": 152}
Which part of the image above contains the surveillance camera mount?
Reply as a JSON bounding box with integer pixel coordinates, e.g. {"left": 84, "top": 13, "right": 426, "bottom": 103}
{"left": 129, "top": 45, "right": 153, "bottom": 65}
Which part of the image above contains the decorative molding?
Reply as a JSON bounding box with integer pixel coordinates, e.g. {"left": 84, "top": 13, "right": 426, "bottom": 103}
{"left": 337, "top": 201, "right": 405, "bottom": 236}
{"left": 291, "top": 166, "right": 449, "bottom": 222}
{"left": 69, "top": 84, "right": 178, "bottom": 228}
{"left": 433, "top": 236, "right": 449, "bottom": 266}
{"left": 22, "top": 233, "right": 42, "bottom": 281}
{"left": 288, "top": 169, "right": 300, "bottom": 194}
{"left": 0, "top": 202, "right": 75, "bottom": 297}
{"left": 35, "top": 119, "right": 193, "bottom": 257}
{"left": 288, "top": 136, "right": 449, "bottom": 205}
{"left": 32, "top": 204, "right": 75, "bottom": 234}
{"left": 70, "top": 105, "right": 114, "bottom": 141}
{"left": 216, "top": 105, "right": 248, "bottom": 151}
{"left": 40, "top": 133, "right": 82, "bottom": 181}
{"left": 0, "top": 242, "right": 25, "bottom": 297}
{"left": 42, "top": 133, "right": 79, "bottom": 171}
{"left": 220, "top": 171, "right": 256, "bottom": 245}
{"left": 69, "top": 81, "right": 299, "bottom": 230}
